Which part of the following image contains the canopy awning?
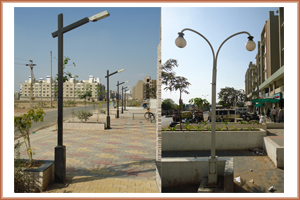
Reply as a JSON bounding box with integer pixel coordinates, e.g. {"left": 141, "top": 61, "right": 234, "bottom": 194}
{"left": 255, "top": 104, "right": 264, "bottom": 107}
{"left": 251, "top": 98, "right": 280, "bottom": 103}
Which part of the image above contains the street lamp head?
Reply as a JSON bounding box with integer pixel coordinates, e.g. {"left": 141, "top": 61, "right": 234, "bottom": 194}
{"left": 175, "top": 32, "right": 186, "bottom": 48}
{"left": 245, "top": 36, "right": 256, "bottom": 51}
{"left": 118, "top": 69, "right": 125, "bottom": 73}
{"left": 89, "top": 10, "right": 110, "bottom": 22}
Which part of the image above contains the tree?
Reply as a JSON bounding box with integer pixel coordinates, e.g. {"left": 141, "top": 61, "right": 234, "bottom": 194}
{"left": 162, "top": 98, "right": 176, "bottom": 112}
{"left": 164, "top": 76, "right": 191, "bottom": 130}
{"left": 162, "top": 59, "right": 178, "bottom": 86}
{"left": 189, "top": 97, "right": 209, "bottom": 110}
{"left": 14, "top": 109, "right": 46, "bottom": 167}
{"left": 218, "top": 87, "right": 245, "bottom": 108}
{"left": 96, "top": 84, "right": 106, "bottom": 101}
{"left": 54, "top": 56, "right": 78, "bottom": 99}
{"left": 77, "top": 83, "right": 92, "bottom": 106}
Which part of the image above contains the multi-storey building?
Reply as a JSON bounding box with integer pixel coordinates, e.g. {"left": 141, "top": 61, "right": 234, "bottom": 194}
{"left": 245, "top": 8, "right": 284, "bottom": 113}
{"left": 132, "top": 76, "right": 156, "bottom": 101}
{"left": 20, "top": 75, "right": 105, "bottom": 101}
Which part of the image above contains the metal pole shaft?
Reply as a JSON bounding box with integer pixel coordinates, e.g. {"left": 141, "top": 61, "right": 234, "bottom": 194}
{"left": 235, "top": 92, "right": 237, "bottom": 122}
{"left": 30, "top": 65, "right": 33, "bottom": 109}
{"left": 50, "top": 51, "right": 52, "bottom": 107}
{"left": 124, "top": 90, "right": 126, "bottom": 110}
{"left": 211, "top": 59, "right": 217, "bottom": 159}
{"left": 57, "top": 13, "right": 63, "bottom": 146}
{"left": 121, "top": 87, "right": 123, "bottom": 114}
{"left": 107, "top": 70, "right": 110, "bottom": 128}
{"left": 117, "top": 81, "right": 119, "bottom": 118}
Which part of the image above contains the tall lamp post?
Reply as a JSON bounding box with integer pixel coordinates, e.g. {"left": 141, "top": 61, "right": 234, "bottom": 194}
{"left": 234, "top": 89, "right": 244, "bottom": 122}
{"left": 121, "top": 86, "right": 127, "bottom": 114}
{"left": 116, "top": 80, "right": 128, "bottom": 118}
{"left": 105, "top": 69, "right": 125, "bottom": 128}
{"left": 124, "top": 87, "right": 130, "bottom": 110}
{"left": 51, "top": 10, "right": 110, "bottom": 183}
{"left": 175, "top": 28, "right": 256, "bottom": 186}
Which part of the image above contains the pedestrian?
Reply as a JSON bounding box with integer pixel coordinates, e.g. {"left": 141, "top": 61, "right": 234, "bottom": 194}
{"left": 278, "top": 108, "right": 284, "bottom": 123}
{"left": 272, "top": 107, "right": 277, "bottom": 123}
{"left": 267, "top": 108, "right": 270, "bottom": 117}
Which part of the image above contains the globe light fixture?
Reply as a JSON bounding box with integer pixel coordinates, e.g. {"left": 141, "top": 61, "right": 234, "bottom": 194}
{"left": 175, "top": 32, "right": 186, "bottom": 48}
{"left": 245, "top": 36, "right": 256, "bottom": 51}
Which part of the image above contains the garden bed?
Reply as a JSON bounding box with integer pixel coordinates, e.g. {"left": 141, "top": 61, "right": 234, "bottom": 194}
{"left": 15, "top": 160, "right": 54, "bottom": 192}
{"left": 162, "top": 128, "right": 267, "bottom": 151}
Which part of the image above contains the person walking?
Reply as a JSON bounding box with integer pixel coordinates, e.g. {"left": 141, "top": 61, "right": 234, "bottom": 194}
{"left": 272, "top": 107, "right": 277, "bottom": 123}
{"left": 267, "top": 108, "right": 271, "bottom": 118}
{"left": 278, "top": 108, "right": 284, "bottom": 123}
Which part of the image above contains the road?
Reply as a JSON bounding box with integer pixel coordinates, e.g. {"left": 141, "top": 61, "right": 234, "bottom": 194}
{"left": 14, "top": 103, "right": 109, "bottom": 140}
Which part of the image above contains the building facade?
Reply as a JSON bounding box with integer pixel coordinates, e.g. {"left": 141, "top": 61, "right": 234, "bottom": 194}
{"left": 132, "top": 76, "right": 157, "bottom": 101}
{"left": 245, "top": 8, "right": 284, "bottom": 114}
{"left": 20, "top": 75, "right": 105, "bottom": 101}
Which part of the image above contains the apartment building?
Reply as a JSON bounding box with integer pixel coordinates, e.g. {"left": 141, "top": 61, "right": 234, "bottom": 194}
{"left": 245, "top": 8, "right": 284, "bottom": 113}
{"left": 20, "top": 75, "right": 105, "bottom": 101}
{"left": 132, "top": 76, "right": 157, "bottom": 101}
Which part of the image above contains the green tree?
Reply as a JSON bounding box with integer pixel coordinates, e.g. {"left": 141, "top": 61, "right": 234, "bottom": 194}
{"left": 162, "top": 98, "right": 176, "bottom": 112}
{"left": 162, "top": 59, "right": 178, "bottom": 87}
{"left": 54, "top": 56, "right": 78, "bottom": 99}
{"left": 77, "top": 83, "right": 92, "bottom": 106}
{"left": 189, "top": 97, "right": 209, "bottom": 110}
{"left": 164, "top": 76, "right": 191, "bottom": 130}
{"left": 96, "top": 84, "right": 106, "bottom": 101}
{"left": 218, "top": 87, "right": 245, "bottom": 108}
{"left": 14, "top": 109, "right": 46, "bottom": 167}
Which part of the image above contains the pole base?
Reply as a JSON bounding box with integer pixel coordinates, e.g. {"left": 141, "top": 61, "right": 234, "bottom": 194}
{"left": 208, "top": 156, "right": 218, "bottom": 186}
{"left": 54, "top": 145, "right": 66, "bottom": 184}
{"left": 117, "top": 110, "right": 119, "bottom": 118}
{"left": 106, "top": 116, "right": 111, "bottom": 129}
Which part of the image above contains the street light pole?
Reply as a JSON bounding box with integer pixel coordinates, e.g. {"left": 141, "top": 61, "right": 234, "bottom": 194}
{"left": 175, "top": 28, "right": 256, "bottom": 186}
{"left": 116, "top": 81, "right": 128, "bottom": 118}
{"left": 105, "top": 69, "right": 125, "bottom": 128}
{"left": 26, "top": 60, "right": 36, "bottom": 109}
{"left": 51, "top": 10, "right": 110, "bottom": 183}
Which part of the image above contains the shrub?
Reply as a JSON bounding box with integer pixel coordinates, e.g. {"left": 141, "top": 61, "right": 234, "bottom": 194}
{"left": 14, "top": 109, "right": 46, "bottom": 167}
{"left": 76, "top": 110, "right": 93, "bottom": 122}
{"left": 37, "top": 102, "right": 47, "bottom": 108}
{"left": 14, "top": 104, "right": 19, "bottom": 109}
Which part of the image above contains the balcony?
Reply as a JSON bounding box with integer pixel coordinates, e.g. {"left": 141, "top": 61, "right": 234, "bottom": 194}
{"left": 252, "top": 72, "right": 257, "bottom": 77}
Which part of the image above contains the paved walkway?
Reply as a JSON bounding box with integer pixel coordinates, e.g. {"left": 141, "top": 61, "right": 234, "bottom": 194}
{"left": 15, "top": 107, "right": 158, "bottom": 193}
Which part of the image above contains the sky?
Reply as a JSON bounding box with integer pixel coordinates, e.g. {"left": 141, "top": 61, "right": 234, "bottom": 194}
{"left": 162, "top": 6, "right": 284, "bottom": 105}
{"left": 13, "top": 6, "right": 160, "bottom": 93}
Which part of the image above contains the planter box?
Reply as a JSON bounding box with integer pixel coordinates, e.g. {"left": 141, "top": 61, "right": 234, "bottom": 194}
{"left": 64, "top": 121, "right": 106, "bottom": 130}
{"left": 173, "top": 123, "right": 267, "bottom": 131}
{"left": 15, "top": 160, "right": 54, "bottom": 192}
{"left": 162, "top": 128, "right": 266, "bottom": 151}
{"left": 90, "top": 114, "right": 116, "bottom": 119}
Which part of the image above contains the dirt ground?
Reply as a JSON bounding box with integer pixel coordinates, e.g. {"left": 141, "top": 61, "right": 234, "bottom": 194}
{"left": 14, "top": 100, "right": 94, "bottom": 116}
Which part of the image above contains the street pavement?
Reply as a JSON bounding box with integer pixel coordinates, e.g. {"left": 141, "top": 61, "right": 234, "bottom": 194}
{"left": 15, "top": 107, "right": 158, "bottom": 193}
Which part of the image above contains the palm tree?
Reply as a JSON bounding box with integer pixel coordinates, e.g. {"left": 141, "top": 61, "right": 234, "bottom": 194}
{"left": 164, "top": 76, "right": 191, "bottom": 130}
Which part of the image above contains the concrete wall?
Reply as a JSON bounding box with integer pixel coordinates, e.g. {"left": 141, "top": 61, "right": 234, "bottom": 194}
{"left": 161, "top": 157, "right": 232, "bottom": 189}
{"left": 162, "top": 129, "right": 267, "bottom": 151}
{"left": 263, "top": 137, "right": 284, "bottom": 168}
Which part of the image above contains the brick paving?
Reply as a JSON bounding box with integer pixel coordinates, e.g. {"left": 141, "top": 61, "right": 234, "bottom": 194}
{"left": 15, "top": 107, "right": 158, "bottom": 193}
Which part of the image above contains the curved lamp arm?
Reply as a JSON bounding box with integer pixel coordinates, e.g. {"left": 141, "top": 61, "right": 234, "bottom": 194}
{"left": 216, "top": 31, "right": 252, "bottom": 61}
{"left": 181, "top": 28, "right": 216, "bottom": 61}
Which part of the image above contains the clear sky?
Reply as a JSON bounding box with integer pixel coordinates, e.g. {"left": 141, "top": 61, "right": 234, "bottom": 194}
{"left": 14, "top": 6, "right": 160, "bottom": 92}
{"left": 162, "top": 6, "right": 279, "bottom": 104}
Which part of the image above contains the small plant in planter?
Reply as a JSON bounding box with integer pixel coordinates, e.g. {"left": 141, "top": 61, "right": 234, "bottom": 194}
{"left": 169, "top": 125, "right": 177, "bottom": 131}
{"left": 14, "top": 108, "right": 46, "bottom": 167}
{"left": 221, "top": 126, "right": 228, "bottom": 131}
{"left": 231, "top": 126, "right": 236, "bottom": 131}
{"left": 76, "top": 110, "right": 93, "bottom": 122}
{"left": 207, "top": 126, "right": 211, "bottom": 131}
{"left": 240, "top": 121, "right": 246, "bottom": 124}
{"left": 192, "top": 125, "right": 202, "bottom": 131}
{"left": 186, "top": 125, "right": 191, "bottom": 131}
{"left": 216, "top": 127, "right": 222, "bottom": 131}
